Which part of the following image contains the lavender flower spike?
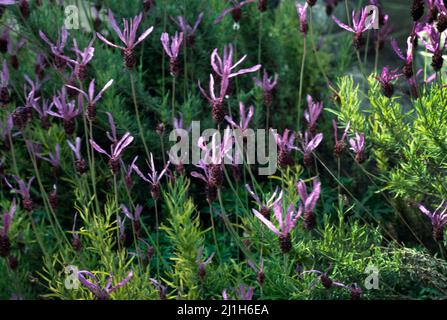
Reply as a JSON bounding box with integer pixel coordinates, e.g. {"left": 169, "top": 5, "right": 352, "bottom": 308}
{"left": 333, "top": 120, "right": 350, "bottom": 157}
{"left": 39, "top": 27, "right": 68, "bottom": 70}
{"left": 214, "top": 0, "right": 257, "bottom": 24}
{"left": 66, "top": 79, "right": 114, "bottom": 121}
{"left": 349, "top": 131, "right": 366, "bottom": 163}
{"left": 0, "top": 59, "right": 9, "bottom": 105}
{"left": 332, "top": 7, "right": 377, "bottom": 49}
{"left": 132, "top": 153, "right": 170, "bottom": 200}
{"left": 418, "top": 201, "right": 447, "bottom": 241}
{"left": 78, "top": 270, "right": 133, "bottom": 300}
{"left": 296, "top": 179, "right": 321, "bottom": 230}
{"left": 248, "top": 256, "right": 265, "bottom": 285}
{"left": 198, "top": 74, "right": 227, "bottom": 123}
{"left": 222, "top": 284, "right": 255, "bottom": 300}
{"left": 296, "top": 131, "right": 323, "bottom": 167}
{"left": 225, "top": 101, "right": 254, "bottom": 134}
{"left": 120, "top": 204, "right": 143, "bottom": 236}
{"left": 47, "top": 88, "right": 81, "bottom": 136}
{"left": 254, "top": 70, "right": 278, "bottom": 106}
{"left": 0, "top": 198, "right": 16, "bottom": 258}
{"left": 172, "top": 12, "right": 204, "bottom": 45}
{"left": 90, "top": 132, "right": 134, "bottom": 175}
{"left": 32, "top": 98, "right": 51, "bottom": 130}
{"left": 246, "top": 184, "right": 283, "bottom": 218}
{"left": 296, "top": 2, "right": 309, "bottom": 35}
{"left": 391, "top": 36, "right": 414, "bottom": 78}
{"left": 68, "top": 137, "right": 87, "bottom": 175}
{"left": 5, "top": 176, "right": 35, "bottom": 212}
{"left": 376, "top": 66, "right": 401, "bottom": 98}
{"left": 416, "top": 24, "right": 444, "bottom": 71}
{"left": 211, "top": 44, "right": 261, "bottom": 82}
{"left": 197, "top": 250, "right": 215, "bottom": 280}
{"left": 253, "top": 202, "right": 303, "bottom": 253}
{"left": 40, "top": 143, "right": 61, "bottom": 177}
{"left": 161, "top": 32, "right": 184, "bottom": 77}
{"left": 59, "top": 37, "right": 95, "bottom": 81}
{"left": 275, "top": 129, "right": 296, "bottom": 168}
{"left": 150, "top": 278, "right": 168, "bottom": 300}
{"left": 304, "top": 95, "right": 323, "bottom": 135}
{"left": 96, "top": 10, "right": 154, "bottom": 69}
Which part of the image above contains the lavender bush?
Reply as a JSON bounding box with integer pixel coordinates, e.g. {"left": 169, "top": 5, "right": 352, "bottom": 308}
{"left": 0, "top": 0, "right": 447, "bottom": 301}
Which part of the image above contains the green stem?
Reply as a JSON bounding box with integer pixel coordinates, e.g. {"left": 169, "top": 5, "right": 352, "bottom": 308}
{"left": 129, "top": 71, "right": 151, "bottom": 160}
{"left": 297, "top": 37, "right": 307, "bottom": 132}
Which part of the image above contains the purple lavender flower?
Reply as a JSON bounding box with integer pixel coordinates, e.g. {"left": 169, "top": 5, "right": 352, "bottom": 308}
{"left": 296, "top": 2, "right": 309, "bottom": 34}
{"left": 0, "top": 60, "right": 9, "bottom": 105}
{"left": 67, "top": 137, "right": 87, "bottom": 175}
{"left": 296, "top": 179, "right": 321, "bottom": 230}
{"left": 349, "top": 131, "right": 366, "bottom": 163}
{"left": 47, "top": 88, "right": 81, "bottom": 136}
{"left": 196, "top": 129, "right": 234, "bottom": 188}
{"left": 171, "top": 12, "right": 204, "bottom": 46}
{"left": 117, "top": 215, "right": 127, "bottom": 245}
{"left": 71, "top": 213, "right": 81, "bottom": 252}
{"left": 332, "top": 7, "right": 377, "bottom": 49}
{"left": 0, "top": 198, "right": 16, "bottom": 258}
{"left": 105, "top": 112, "right": 118, "bottom": 145}
{"left": 122, "top": 156, "right": 138, "bottom": 189}
{"left": 301, "top": 267, "right": 345, "bottom": 289}
{"left": 275, "top": 129, "right": 296, "bottom": 168}
{"left": 7, "top": 37, "right": 25, "bottom": 70}
{"left": 214, "top": 0, "right": 257, "bottom": 24}
{"left": 39, "top": 27, "right": 68, "bottom": 70}
{"left": 254, "top": 70, "right": 278, "bottom": 106}
{"left": 225, "top": 101, "right": 254, "bottom": 135}
{"left": 77, "top": 270, "right": 133, "bottom": 300}
{"left": 150, "top": 278, "right": 168, "bottom": 300}
{"left": 96, "top": 10, "right": 154, "bottom": 69}
{"left": 0, "top": 115, "right": 14, "bottom": 151}
{"left": 197, "top": 250, "right": 215, "bottom": 280}
{"left": 333, "top": 120, "right": 350, "bottom": 157}
{"left": 132, "top": 153, "right": 170, "bottom": 200}
{"left": 198, "top": 74, "right": 227, "bottom": 123}
{"left": 59, "top": 37, "right": 95, "bottom": 81}
{"left": 34, "top": 52, "right": 47, "bottom": 80}
{"left": 5, "top": 176, "right": 34, "bottom": 212}
{"left": 246, "top": 184, "right": 283, "bottom": 218}
{"left": 39, "top": 143, "right": 61, "bottom": 177}
{"left": 416, "top": 24, "right": 444, "bottom": 71}
{"left": 191, "top": 160, "right": 217, "bottom": 203}
{"left": 90, "top": 132, "right": 134, "bottom": 175}
{"left": 222, "top": 284, "right": 254, "bottom": 300}
{"left": 391, "top": 36, "right": 415, "bottom": 78}
{"left": 296, "top": 131, "right": 323, "bottom": 167}
{"left": 248, "top": 256, "right": 265, "bottom": 285}
{"left": 418, "top": 201, "right": 447, "bottom": 241}
{"left": 120, "top": 204, "right": 143, "bottom": 237}
{"left": 304, "top": 95, "right": 323, "bottom": 135}
{"left": 253, "top": 202, "right": 303, "bottom": 253}
{"left": 211, "top": 44, "right": 261, "bottom": 84}
{"left": 66, "top": 79, "right": 114, "bottom": 121}
{"left": 161, "top": 32, "right": 184, "bottom": 77}
{"left": 376, "top": 66, "right": 401, "bottom": 98}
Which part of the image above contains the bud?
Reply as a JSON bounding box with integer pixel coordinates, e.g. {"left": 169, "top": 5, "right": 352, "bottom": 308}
{"left": 303, "top": 211, "right": 316, "bottom": 230}
{"left": 410, "top": 0, "right": 424, "bottom": 22}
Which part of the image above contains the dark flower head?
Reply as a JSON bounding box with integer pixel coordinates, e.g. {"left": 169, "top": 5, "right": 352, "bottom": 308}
{"left": 171, "top": 12, "right": 204, "bottom": 45}
{"left": 90, "top": 132, "right": 134, "bottom": 175}
{"left": 376, "top": 66, "right": 401, "bottom": 98}
{"left": 391, "top": 36, "right": 415, "bottom": 78}
{"left": 296, "top": 2, "right": 309, "bottom": 34}
{"left": 214, "top": 0, "right": 257, "bottom": 24}
{"left": 333, "top": 120, "right": 350, "bottom": 156}
{"left": 132, "top": 153, "right": 170, "bottom": 199}
{"left": 39, "top": 27, "right": 68, "bottom": 70}
{"left": 332, "top": 7, "right": 378, "bottom": 49}
{"left": 96, "top": 10, "right": 154, "bottom": 69}
{"left": 349, "top": 131, "right": 366, "bottom": 163}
